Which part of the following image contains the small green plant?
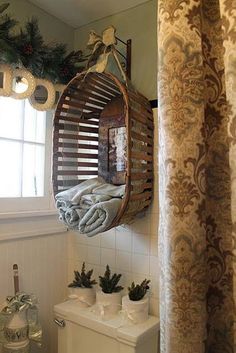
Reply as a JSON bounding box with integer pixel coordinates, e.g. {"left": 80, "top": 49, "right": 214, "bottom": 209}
{"left": 68, "top": 262, "right": 97, "bottom": 288}
{"left": 99, "top": 265, "right": 123, "bottom": 294}
{"left": 128, "top": 279, "right": 150, "bottom": 301}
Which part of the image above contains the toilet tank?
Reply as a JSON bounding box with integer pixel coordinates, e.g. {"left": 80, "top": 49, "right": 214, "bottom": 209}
{"left": 54, "top": 301, "right": 159, "bottom": 353}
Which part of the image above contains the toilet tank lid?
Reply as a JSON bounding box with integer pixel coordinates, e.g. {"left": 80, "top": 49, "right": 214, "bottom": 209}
{"left": 54, "top": 301, "right": 159, "bottom": 346}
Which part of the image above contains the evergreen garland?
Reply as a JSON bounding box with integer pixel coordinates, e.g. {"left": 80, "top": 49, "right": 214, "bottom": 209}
{"left": 58, "top": 49, "right": 85, "bottom": 84}
{"left": 14, "top": 17, "right": 47, "bottom": 76}
{"left": 0, "top": 3, "right": 18, "bottom": 63}
{"left": 0, "top": 3, "right": 86, "bottom": 84}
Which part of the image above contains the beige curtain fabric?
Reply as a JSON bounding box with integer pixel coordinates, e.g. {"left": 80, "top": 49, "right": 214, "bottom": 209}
{"left": 158, "top": 1, "right": 236, "bottom": 352}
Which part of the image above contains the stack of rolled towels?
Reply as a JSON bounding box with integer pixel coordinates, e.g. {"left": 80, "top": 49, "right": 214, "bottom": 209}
{"left": 55, "top": 178, "right": 125, "bottom": 237}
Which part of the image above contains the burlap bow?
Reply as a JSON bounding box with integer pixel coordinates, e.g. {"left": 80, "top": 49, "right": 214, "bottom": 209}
{"left": 86, "top": 26, "right": 127, "bottom": 83}
{"left": 0, "top": 293, "right": 42, "bottom": 347}
{"left": 1, "top": 292, "right": 38, "bottom": 315}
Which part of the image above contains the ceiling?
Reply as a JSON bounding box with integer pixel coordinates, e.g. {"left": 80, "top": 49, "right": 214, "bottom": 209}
{"left": 29, "top": 0, "right": 150, "bottom": 28}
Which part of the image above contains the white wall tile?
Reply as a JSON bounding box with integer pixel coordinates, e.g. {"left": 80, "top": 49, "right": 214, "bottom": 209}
{"left": 132, "top": 254, "right": 150, "bottom": 275}
{"left": 115, "top": 229, "right": 132, "bottom": 252}
{"left": 150, "top": 255, "right": 159, "bottom": 277}
{"left": 116, "top": 251, "right": 132, "bottom": 271}
{"left": 74, "top": 231, "right": 87, "bottom": 245}
{"left": 67, "top": 107, "right": 160, "bottom": 318}
{"left": 150, "top": 297, "right": 159, "bottom": 317}
{"left": 0, "top": 233, "right": 67, "bottom": 353}
{"left": 87, "top": 246, "right": 101, "bottom": 265}
{"left": 101, "top": 248, "right": 116, "bottom": 268}
{"left": 87, "top": 234, "right": 101, "bottom": 247}
{"left": 150, "top": 276, "right": 159, "bottom": 298}
{"left": 100, "top": 229, "right": 116, "bottom": 249}
{"left": 75, "top": 243, "right": 88, "bottom": 262}
{"left": 149, "top": 213, "right": 159, "bottom": 236}
{"left": 130, "top": 215, "right": 151, "bottom": 235}
{"left": 150, "top": 236, "right": 158, "bottom": 256}
{"left": 133, "top": 234, "right": 150, "bottom": 255}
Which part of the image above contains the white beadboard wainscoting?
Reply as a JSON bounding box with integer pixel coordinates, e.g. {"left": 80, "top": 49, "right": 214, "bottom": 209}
{"left": 68, "top": 108, "right": 159, "bottom": 317}
{"left": 0, "top": 215, "right": 68, "bottom": 353}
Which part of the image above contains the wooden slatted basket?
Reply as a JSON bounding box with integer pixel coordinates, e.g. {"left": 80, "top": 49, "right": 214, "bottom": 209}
{"left": 52, "top": 72, "right": 154, "bottom": 229}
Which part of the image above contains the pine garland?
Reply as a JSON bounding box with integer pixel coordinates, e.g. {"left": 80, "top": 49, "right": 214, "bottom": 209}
{"left": 0, "top": 3, "right": 18, "bottom": 63}
{"left": 0, "top": 4, "right": 86, "bottom": 84}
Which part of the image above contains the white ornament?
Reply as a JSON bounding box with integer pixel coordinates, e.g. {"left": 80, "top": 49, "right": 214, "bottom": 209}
{"left": 0, "top": 64, "right": 13, "bottom": 97}
{"left": 11, "top": 68, "right": 36, "bottom": 100}
{"left": 53, "top": 83, "right": 66, "bottom": 109}
{"left": 29, "top": 78, "right": 55, "bottom": 111}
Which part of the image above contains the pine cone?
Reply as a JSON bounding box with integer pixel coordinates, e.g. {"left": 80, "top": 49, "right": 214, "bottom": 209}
{"left": 23, "top": 44, "right": 33, "bottom": 55}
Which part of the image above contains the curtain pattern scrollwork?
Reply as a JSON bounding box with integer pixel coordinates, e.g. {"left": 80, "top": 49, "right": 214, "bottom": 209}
{"left": 158, "top": 0, "right": 236, "bottom": 352}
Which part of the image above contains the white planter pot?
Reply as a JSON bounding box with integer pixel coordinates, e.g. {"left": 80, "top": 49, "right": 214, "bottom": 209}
{"left": 96, "top": 291, "right": 121, "bottom": 317}
{"left": 4, "top": 310, "right": 29, "bottom": 348}
{"left": 69, "top": 287, "right": 96, "bottom": 308}
{"left": 122, "top": 295, "right": 149, "bottom": 324}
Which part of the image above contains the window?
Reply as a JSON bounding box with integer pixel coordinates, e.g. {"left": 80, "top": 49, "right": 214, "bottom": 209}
{"left": 0, "top": 97, "right": 53, "bottom": 213}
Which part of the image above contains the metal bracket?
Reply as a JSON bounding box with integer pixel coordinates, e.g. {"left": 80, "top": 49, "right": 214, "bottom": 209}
{"left": 115, "top": 37, "right": 132, "bottom": 80}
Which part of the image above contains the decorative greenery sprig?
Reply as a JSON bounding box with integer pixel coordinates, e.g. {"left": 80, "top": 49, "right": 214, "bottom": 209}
{"left": 68, "top": 262, "right": 97, "bottom": 288}
{"left": 128, "top": 279, "right": 150, "bottom": 301}
{"left": 99, "top": 265, "right": 123, "bottom": 294}
{"left": 0, "top": 4, "right": 86, "bottom": 84}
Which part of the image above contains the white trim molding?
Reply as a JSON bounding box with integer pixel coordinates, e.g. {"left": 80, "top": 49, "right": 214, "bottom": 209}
{"left": 0, "top": 225, "right": 67, "bottom": 242}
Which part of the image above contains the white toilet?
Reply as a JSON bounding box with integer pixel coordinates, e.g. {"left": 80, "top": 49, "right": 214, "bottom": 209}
{"left": 54, "top": 300, "right": 159, "bottom": 353}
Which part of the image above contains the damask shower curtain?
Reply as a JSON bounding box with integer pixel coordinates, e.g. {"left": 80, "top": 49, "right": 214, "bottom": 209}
{"left": 158, "top": 1, "right": 236, "bottom": 352}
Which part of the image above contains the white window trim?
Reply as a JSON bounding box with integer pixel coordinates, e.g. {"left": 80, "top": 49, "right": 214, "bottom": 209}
{"left": 0, "top": 224, "right": 68, "bottom": 242}
{"left": 0, "top": 209, "right": 58, "bottom": 220}
{"left": 0, "top": 110, "right": 54, "bottom": 214}
{"left": 0, "top": 108, "right": 67, "bottom": 238}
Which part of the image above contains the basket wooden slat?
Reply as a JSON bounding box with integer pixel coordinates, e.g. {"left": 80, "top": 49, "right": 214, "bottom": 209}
{"left": 53, "top": 72, "right": 154, "bottom": 228}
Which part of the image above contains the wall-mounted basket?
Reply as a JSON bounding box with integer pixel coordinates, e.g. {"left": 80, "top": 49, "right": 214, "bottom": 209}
{"left": 52, "top": 71, "right": 154, "bottom": 228}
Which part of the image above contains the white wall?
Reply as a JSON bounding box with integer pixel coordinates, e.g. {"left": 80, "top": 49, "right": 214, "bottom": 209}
{"left": 68, "top": 108, "right": 159, "bottom": 317}
{"left": 0, "top": 229, "right": 67, "bottom": 353}
{"left": 0, "top": 1, "right": 73, "bottom": 352}
{"left": 4, "top": 0, "right": 74, "bottom": 50}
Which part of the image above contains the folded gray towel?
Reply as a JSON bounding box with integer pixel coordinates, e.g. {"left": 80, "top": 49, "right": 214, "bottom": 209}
{"left": 55, "top": 178, "right": 125, "bottom": 236}
{"left": 55, "top": 178, "right": 104, "bottom": 204}
{"left": 80, "top": 193, "right": 111, "bottom": 209}
{"left": 65, "top": 207, "right": 88, "bottom": 228}
{"left": 92, "top": 183, "right": 126, "bottom": 198}
{"left": 79, "top": 198, "right": 122, "bottom": 236}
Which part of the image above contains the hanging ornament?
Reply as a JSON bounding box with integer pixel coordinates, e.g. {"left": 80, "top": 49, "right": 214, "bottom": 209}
{"left": 53, "top": 83, "right": 66, "bottom": 109}
{"left": 29, "top": 78, "right": 55, "bottom": 111}
{"left": 11, "top": 68, "right": 36, "bottom": 100}
{"left": 0, "top": 64, "right": 13, "bottom": 97}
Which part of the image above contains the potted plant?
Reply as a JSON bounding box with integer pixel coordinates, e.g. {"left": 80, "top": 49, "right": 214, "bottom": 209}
{"left": 68, "top": 262, "right": 97, "bottom": 307}
{"left": 96, "top": 265, "right": 123, "bottom": 317}
{"left": 122, "top": 279, "right": 150, "bottom": 324}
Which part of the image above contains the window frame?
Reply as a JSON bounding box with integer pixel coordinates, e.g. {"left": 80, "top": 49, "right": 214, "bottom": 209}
{"left": 0, "top": 103, "right": 54, "bottom": 214}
